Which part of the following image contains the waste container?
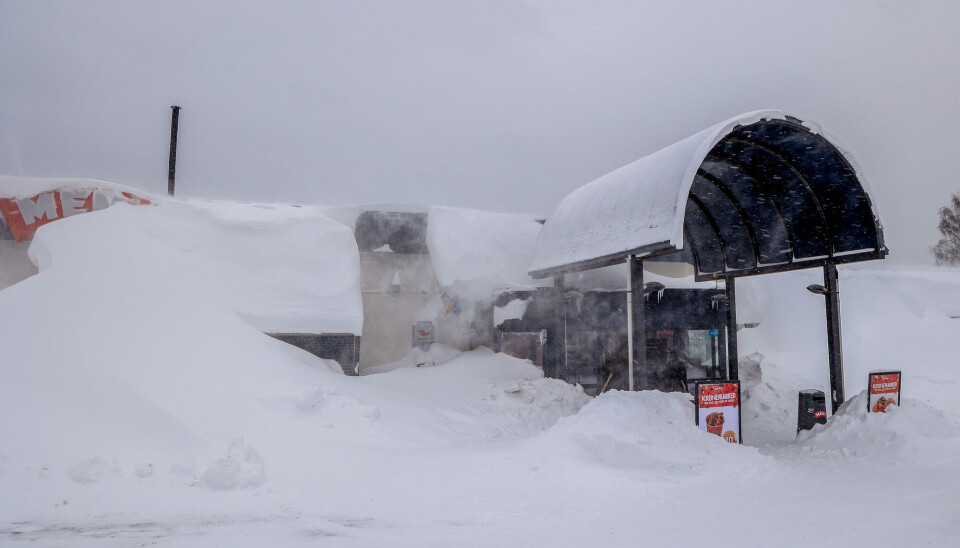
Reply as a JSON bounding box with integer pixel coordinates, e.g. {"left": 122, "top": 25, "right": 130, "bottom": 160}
{"left": 797, "top": 389, "right": 828, "bottom": 433}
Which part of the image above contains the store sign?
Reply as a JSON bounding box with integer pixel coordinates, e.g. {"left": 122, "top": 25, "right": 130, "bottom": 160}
{"left": 441, "top": 292, "right": 461, "bottom": 315}
{"left": 412, "top": 321, "right": 434, "bottom": 350}
{"left": 0, "top": 188, "right": 151, "bottom": 242}
{"left": 868, "top": 371, "right": 901, "bottom": 413}
{"left": 696, "top": 380, "right": 742, "bottom": 444}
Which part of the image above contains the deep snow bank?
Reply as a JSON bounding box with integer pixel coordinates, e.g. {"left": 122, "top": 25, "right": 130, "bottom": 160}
{"left": 341, "top": 349, "right": 591, "bottom": 444}
{"left": 737, "top": 267, "right": 960, "bottom": 422}
{"left": 535, "top": 390, "right": 773, "bottom": 477}
{"left": 0, "top": 199, "right": 364, "bottom": 471}
{"left": 797, "top": 390, "right": 960, "bottom": 464}
{"left": 33, "top": 199, "right": 364, "bottom": 334}
{"left": 0, "top": 193, "right": 594, "bottom": 500}
{"left": 426, "top": 206, "right": 551, "bottom": 300}
{"left": 0, "top": 177, "right": 157, "bottom": 289}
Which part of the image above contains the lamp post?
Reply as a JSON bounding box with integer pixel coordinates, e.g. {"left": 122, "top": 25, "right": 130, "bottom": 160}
{"left": 168, "top": 106, "right": 181, "bottom": 197}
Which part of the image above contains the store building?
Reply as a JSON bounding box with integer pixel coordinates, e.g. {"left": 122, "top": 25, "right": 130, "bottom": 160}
{"left": 529, "top": 110, "right": 887, "bottom": 411}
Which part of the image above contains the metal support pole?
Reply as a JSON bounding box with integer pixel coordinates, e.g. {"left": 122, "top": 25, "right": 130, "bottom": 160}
{"left": 628, "top": 256, "right": 646, "bottom": 391}
{"left": 725, "top": 277, "right": 739, "bottom": 380}
{"left": 168, "top": 106, "right": 181, "bottom": 197}
{"left": 548, "top": 274, "right": 565, "bottom": 380}
{"left": 823, "top": 264, "right": 845, "bottom": 413}
{"left": 626, "top": 256, "right": 634, "bottom": 391}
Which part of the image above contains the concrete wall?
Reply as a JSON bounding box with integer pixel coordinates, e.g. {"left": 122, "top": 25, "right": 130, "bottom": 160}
{"left": 358, "top": 251, "right": 495, "bottom": 370}
{"left": 0, "top": 240, "right": 38, "bottom": 290}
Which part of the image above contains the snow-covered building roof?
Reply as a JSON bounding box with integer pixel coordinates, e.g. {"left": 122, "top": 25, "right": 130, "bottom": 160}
{"left": 426, "top": 207, "right": 552, "bottom": 300}
{"left": 530, "top": 110, "right": 887, "bottom": 280}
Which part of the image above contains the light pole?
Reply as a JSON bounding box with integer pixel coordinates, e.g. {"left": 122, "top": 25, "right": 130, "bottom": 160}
{"left": 807, "top": 264, "right": 845, "bottom": 414}
{"left": 168, "top": 106, "right": 181, "bottom": 197}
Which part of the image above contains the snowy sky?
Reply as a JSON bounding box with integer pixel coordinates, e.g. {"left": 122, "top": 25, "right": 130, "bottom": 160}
{"left": 2, "top": 1, "right": 958, "bottom": 265}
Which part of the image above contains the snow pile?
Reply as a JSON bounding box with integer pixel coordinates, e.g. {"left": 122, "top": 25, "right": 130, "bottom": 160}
{"left": 0, "top": 198, "right": 366, "bottom": 474}
{"left": 67, "top": 457, "right": 123, "bottom": 485}
{"left": 361, "top": 343, "right": 463, "bottom": 374}
{"left": 797, "top": 390, "right": 960, "bottom": 464}
{"left": 494, "top": 296, "right": 531, "bottom": 327}
{"left": 346, "top": 349, "right": 591, "bottom": 445}
{"left": 200, "top": 438, "right": 267, "bottom": 490}
{"left": 2, "top": 182, "right": 960, "bottom": 544}
{"left": 536, "top": 390, "right": 772, "bottom": 476}
{"left": 35, "top": 199, "right": 363, "bottom": 334}
{"left": 738, "top": 352, "right": 831, "bottom": 445}
{"left": 426, "top": 206, "right": 551, "bottom": 300}
{"left": 0, "top": 177, "right": 158, "bottom": 289}
{"left": 738, "top": 267, "right": 960, "bottom": 420}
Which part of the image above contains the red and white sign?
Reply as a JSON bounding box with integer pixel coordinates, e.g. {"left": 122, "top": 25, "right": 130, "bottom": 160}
{"left": 868, "top": 371, "right": 901, "bottom": 413}
{"left": 696, "top": 381, "right": 742, "bottom": 444}
{"left": 0, "top": 189, "right": 151, "bottom": 242}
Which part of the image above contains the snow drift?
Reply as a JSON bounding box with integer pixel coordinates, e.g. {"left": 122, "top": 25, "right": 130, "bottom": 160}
{"left": 2, "top": 181, "right": 960, "bottom": 546}
{"left": 798, "top": 390, "right": 960, "bottom": 464}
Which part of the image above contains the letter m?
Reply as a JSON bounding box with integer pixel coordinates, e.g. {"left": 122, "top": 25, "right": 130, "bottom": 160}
{"left": 17, "top": 192, "right": 60, "bottom": 225}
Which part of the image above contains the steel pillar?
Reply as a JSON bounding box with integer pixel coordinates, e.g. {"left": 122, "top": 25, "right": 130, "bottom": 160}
{"left": 546, "top": 274, "right": 565, "bottom": 380}
{"left": 725, "top": 277, "right": 739, "bottom": 380}
{"left": 823, "top": 264, "right": 845, "bottom": 413}
{"left": 628, "top": 256, "right": 647, "bottom": 391}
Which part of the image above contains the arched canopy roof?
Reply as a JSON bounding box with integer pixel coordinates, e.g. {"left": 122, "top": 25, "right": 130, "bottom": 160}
{"left": 529, "top": 110, "right": 887, "bottom": 281}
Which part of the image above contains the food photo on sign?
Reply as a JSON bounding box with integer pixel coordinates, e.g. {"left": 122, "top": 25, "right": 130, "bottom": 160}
{"left": 868, "top": 371, "right": 902, "bottom": 413}
{"left": 695, "top": 381, "right": 742, "bottom": 444}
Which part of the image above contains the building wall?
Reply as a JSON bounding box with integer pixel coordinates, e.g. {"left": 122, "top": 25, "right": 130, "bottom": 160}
{"left": 358, "top": 252, "right": 439, "bottom": 368}
{"left": 0, "top": 240, "right": 38, "bottom": 290}
{"left": 357, "top": 251, "right": 496, "bottom": 371}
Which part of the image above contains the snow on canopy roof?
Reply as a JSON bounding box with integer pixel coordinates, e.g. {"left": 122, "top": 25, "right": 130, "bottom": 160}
{"left": 530, "top": 110, "right": 887, "bottom": 280}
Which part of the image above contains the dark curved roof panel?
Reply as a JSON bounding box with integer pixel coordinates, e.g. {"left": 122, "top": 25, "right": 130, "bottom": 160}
{"left": 530, "top": 111, "right": 887, "bottom": 281}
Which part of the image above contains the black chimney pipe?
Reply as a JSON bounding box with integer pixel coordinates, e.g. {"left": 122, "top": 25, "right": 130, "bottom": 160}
{"left": 168, "top": 106, "right": 181, "bottom": 197}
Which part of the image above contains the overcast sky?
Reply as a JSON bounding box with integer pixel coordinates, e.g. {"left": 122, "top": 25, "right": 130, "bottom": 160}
{"left": 2, "top": 1, "right": 958, "bottom": 264}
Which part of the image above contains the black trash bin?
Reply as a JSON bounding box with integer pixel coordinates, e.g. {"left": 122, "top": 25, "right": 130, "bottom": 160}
{"left": 797, "top": 389, "right": 828, "bottom": 433}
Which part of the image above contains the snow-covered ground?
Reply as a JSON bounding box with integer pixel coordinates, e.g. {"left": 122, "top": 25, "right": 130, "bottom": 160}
{"left": 1, "top": 197, "right": 959, "bottom": 547}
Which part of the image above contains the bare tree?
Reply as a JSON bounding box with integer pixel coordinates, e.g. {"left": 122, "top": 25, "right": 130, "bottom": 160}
{"left": 933, "top": 193, "right": 960, "bottom": 265}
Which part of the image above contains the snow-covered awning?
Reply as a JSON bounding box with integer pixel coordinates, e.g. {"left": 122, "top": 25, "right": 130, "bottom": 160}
{"left": 529, "top": 110, "right": 887, "bottom": 280}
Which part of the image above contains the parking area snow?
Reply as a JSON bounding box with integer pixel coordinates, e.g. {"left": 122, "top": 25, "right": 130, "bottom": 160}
{"left": 1, "top": 197, "right": 959, "bottom": 546}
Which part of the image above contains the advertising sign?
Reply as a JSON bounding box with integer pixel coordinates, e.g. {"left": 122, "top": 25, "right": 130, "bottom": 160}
{"left": 868, "top": 371, "right": 901, "bottom": 413}
{"left": 412, "top": 321, "right": 434, "bottom": 350}
{"left": 696, "top": 380, "right": 742, "bottom": 444}
{"left": 440, "top": 292, "right": 461, "bottom": 315}
{"left": 0, "top": 188, "right": 151, "bottom": 242}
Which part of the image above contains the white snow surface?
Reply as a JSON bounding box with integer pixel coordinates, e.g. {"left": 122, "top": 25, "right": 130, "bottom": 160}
{"left": 529, "top": 110, "right": 878, "bottom": 276}
{"left": 494, "top": 296, "right": 532, "bottom": 327}
{"left": 1, "top": 196, "right": 959, "bottom": 546}
{"left": 426, "top": 206, "right": 551, "bottom": 300}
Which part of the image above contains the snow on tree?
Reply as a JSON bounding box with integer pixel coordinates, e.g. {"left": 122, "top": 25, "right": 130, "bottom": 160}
{"left": 933, "top": 193, "right": 960, "bottom": 265}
